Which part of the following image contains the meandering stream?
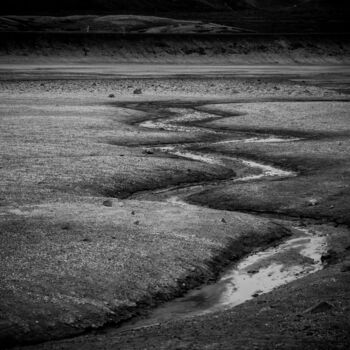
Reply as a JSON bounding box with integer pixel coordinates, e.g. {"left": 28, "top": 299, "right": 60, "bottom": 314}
{"left": 113, "top": 99, "right": 332, "bottom": 330}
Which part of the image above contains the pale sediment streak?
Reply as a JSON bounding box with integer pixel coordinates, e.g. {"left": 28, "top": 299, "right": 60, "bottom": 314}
{"left": 120, "top": 228, "right": 328, "bottom": 330}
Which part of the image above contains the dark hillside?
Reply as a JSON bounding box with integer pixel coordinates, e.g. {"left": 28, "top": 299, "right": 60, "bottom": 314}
{"left": 0, "top": 1, "right": 249, "bottom": 15}
{"left": 2, "top": 0, "right": 349, "bottom": 15}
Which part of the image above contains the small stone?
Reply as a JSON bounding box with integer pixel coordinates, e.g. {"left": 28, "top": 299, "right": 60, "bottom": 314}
{"left": 134, "top": 221, "right": 140, "bottom": 225}
{"left": 304, "top": 301, "right": 334, "bottom": 314}
{"left": 61, "top": 223, "right": 71, "bottom": 230}
{"left": 248, "top": 269, "right": 259, "bottom": 275}
{"left": 82, "top": 238, "right": 92, "bottom": 243}
{"left": 221, "top": 218, "right": 227, "bottom": 223}
{"left": 131, "top": 211, "right": 135, "bottom": 215}
{"left": 142, "top": 149, "right": 154, "bottom": 155}
{"left": 258, "top": 306, "right": 271, "bottom": 313}
{"left": 108, "top": 94, "right": 115, "bottom": 98}
{"left": 308, "top": 199, "right": 319, "bottom": 206}
{"left": 341, "top": 263, "right": 350, "bottom": 272}
{"left": 321, "top": 250, "right": 338, "bottom": 265}
{"left": 103, "top": 200, "right": 113, "bottom": 207}
{"left": 133, "top": 88, "right": 142, "bottom": 95}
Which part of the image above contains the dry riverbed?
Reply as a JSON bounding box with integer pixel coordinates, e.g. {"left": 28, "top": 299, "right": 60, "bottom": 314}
{"left": 0, "top": 71, "right": 350, "bottom": 349}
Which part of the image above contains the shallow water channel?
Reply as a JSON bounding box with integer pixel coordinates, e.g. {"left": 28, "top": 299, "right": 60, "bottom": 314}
{"left": 118, "top": 103, "right": 329, "bottom": 332}
{"left": 119, "top": 227, "right": 328, "bottom": 331}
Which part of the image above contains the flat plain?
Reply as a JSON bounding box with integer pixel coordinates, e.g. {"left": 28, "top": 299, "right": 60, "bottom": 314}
{"left": 1, "top": 64, "right": 350, "bottom": 349}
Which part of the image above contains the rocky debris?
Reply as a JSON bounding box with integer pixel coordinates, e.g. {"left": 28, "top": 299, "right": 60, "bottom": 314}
{"left": 103, "top": 199, "right": 113, "bottom": 207}
{"left": 252, "top": 290, "right": 263, "bottom": 298}
{"left": 340, "top": 262, "right": 350, "bottom": 272}
{"left": 108, "top": 94, "right": 115, "bottom": 98}
{"left": 142, "top": 149, "right": 154, "bottom": 155}
{"left": 321, "top": 250, "right": 338, "bottom": 265}
{"left": 61, "top": 223, "right": 71, "bottom": 230}
{"left": 131, "top": 211, "right": 135, "bottom": 215}
{"left": 134, "top": 221, "right": 140, "bottom": 225}
{"left": 221, "top": 218, "right": 227, "bottom": 223}
{"left": 82, "top": 238, "right": 92, "bottom": 243}
{"left": 133, "top": 88, "right": 142, "bottom": 95}
{"left": 303, "top": 301, "right": 334, "bottom": 314}
{"left": 308, "top": 198, "right": 319, "bottom": 206}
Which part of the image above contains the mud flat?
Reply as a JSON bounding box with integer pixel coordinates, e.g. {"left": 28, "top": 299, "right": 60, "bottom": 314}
{"left": 0, "top": 68, "right": 350, "bottom": 349}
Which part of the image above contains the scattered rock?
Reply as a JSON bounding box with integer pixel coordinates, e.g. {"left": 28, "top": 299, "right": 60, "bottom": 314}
{"left": 142, "top": 149, "right": 154, "bottom": 155}
{"left": 103, "top": 200, "right": 113, "bottom": 207}
{"left": 258, "top": 306, "right": 272, "bottom": 314}
{"left": 61, "top": 223, "right": 71, "bottom": 230}
{"left": 134, "top": 221, "right": 140, "bottom": 225}
{"left": 108, "top": 94, "right": 115, "bottom": 98}
{"left": 304, "top": 301, "right": 334, "bottom": 314}
{"left": 131, "top": 211, "right": 135, "bottom": 215}
{"left": 248, "top": 269, "right": 259, "bottom": 275}
{"left": 82, "top": 238, "right": 92, "bottom": 243}
{"left": 252, "top": 291, "right": 262, "bottom": 298}
{"left": 308, "top": 199, "right": 319, "bottom": 206}
{"left": 341, "top": 263, "right": 350, "bottom": 272}
{"left": 221, "top": 218, "right": 227, "bottom": 223}
{"left": 133, "top": 88, "right": 142, "bottom": 95}
{"left": 321, "top": 250, "right": 338, "bottom": 265}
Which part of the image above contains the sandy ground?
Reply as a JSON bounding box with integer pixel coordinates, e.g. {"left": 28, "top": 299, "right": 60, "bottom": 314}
{"left": 0, "top": 66, "right": 350, "bottom": 349}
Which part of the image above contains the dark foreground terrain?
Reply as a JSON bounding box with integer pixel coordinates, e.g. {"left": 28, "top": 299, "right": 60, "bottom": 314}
{"left": 0, "top": 65, "right": 350, "bottom": 349}
{"left": 1, "top": 33, "right": 349, "bottom": 65}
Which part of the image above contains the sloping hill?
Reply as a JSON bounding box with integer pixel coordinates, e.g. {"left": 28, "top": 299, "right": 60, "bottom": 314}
{"left": 0, "top": 0, "right": 249, "bottom": 15}
{"left": 244, "top": 0, "right": 349, "bottom": 10}
{"left": 1, "top": 0, "right": 348, "bottom": 15}
{"left": 0, "top": 15, "right": 250, "bottom": 33}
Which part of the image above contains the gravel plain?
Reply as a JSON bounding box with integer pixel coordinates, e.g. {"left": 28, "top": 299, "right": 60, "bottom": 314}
{"left": 0, "top": 67, "right": 349, "bottom": 349}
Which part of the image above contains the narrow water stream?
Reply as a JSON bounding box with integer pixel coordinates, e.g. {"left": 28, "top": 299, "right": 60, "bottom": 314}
{"left": 120, "top": 227, "right": 328, "bottom": 332}
{"left": 119, "top": 101, "right": 329, "bottom": 332}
